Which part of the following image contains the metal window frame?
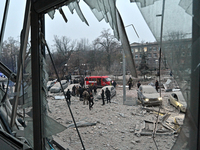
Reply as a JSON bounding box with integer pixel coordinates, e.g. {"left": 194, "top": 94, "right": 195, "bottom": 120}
{"left": 31, "top": 0, "right": 73, "bottom": 149}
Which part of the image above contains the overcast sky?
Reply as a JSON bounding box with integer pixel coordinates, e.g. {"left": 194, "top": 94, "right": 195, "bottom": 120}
{"left": 0, "top": 0, "right": 155, "bottom": 46}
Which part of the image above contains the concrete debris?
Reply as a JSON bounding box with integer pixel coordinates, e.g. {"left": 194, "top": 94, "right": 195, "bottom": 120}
{"left": 47, "top": 76, "right": 184, "bottom": 150}
{"left": 67, "top": 121, "right": 97, "bottom": 128}
{"left": 142, "top": 107, "right": 166, "bottom": 115}
{"left": 119, "top": 113, "right": 125, "bottom": 118}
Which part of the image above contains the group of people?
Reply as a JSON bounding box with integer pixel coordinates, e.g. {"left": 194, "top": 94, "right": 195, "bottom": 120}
{"left": 65, "top": 84, "right": 112, "bottom": 110}
{"left": 82, "top": 87, "right": 94, "bottom": 110}
{"left": 66, "top": 84, "right": 99, "bottom": 110}
{"left": 101, "top": 87, "right": 111, "bottom": 105}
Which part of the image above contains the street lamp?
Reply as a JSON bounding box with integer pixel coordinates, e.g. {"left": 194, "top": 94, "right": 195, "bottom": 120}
{"left": 81, "top": 63, "right": 86, "bottom": 77}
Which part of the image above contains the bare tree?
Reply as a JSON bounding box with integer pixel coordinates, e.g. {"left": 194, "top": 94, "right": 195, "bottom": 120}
{"left": 53, "top": 35, "right": 76, "bottom": 55}
{"left": 93, "top": 29, "right": 120, "bottom": 73}
{"left": 47, "top": 36, "right": 77, "bottom": 78}
{"left": 2, "top": 37, "right": 20, "bottom": 73}
{"left": 164, "top": 31, "right": 190, "bottom": 71}
{"left": 138, "top": 52, "right": 149, "bottom": 79}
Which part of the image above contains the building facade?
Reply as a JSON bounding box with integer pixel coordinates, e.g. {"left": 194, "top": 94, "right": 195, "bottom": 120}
{"left": 130, "top": 42, "right": 160, "bottom": 70}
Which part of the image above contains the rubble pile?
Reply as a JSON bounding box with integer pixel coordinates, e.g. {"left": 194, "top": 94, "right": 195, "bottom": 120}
{"left": 47, "top": 83, "right": 185, "bottom": 150}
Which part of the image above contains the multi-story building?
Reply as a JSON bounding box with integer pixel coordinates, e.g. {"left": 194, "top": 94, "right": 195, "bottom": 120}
{"left": 130, "top": 42, "right": 160, "bottom": 70}
{"left": 130, "top": 38, "right": 191, "bottom": 74}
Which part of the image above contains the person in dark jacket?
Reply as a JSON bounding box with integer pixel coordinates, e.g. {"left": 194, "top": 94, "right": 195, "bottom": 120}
{"left": 155, "top": 80, "right": 159, "bottom": 92}
{"left": 79, "top": 86, "right": 83, "bottom": 101}
{"left": 66, "top": 89, "right": 71, "bottom": 105}
{"left": 128, "top": 77, "right": 133, "bottom": 90}
{"left": 128, "top": 80, "right": 132, "bottom": 90}
{"left": 72, "top": 85, "right": 76, "bottom": 96}
{"left": 93, "top": 85, "right": 97, "bottom": 95}
{"left": 137, "top": 81, "right": 141, "bottom": 89}
{"left": 89, "top": 92, "right": 94, "bottom": 110}
{"left": 105, "top": 87, "right": 111, "bottom": 103}
{"left": 101, "top": 89, "right": 105, "bottom": 105}
{"left": 112, "top": 80, "right": 117, "bottom": 88}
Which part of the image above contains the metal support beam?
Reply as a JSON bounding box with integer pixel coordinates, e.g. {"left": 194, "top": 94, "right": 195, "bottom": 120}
{"left": 10, "top": 0, "right": 31, "bottom": 128}
{"left": 190, "top": 0, "right": 200, "bottom": 149}
{"left": 0, "top": 0, "right": 10, "bottom": 57}
{"left": 34, "top": 0, "right": 74, "bottom": 14}
{"left": 31, "top": 3, "right": 44, "bottom": 150}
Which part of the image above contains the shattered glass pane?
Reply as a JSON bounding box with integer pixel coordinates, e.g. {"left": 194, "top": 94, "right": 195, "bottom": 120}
{"left": 68, "top": 1, "right": 89, "bottom": 25}
{"left": 43, "top": 114, "right": 66, "bottom": 138}
{"left": 179, "top": 0, "right": 192, "bottom": 16}
{"left": 84, "top": 0, "right": 118, "bottom": 39}
{"left": 130, "top": 0, "right": 160, "bottom": 7}
{"left": 47, "top": 9, "right": 55, "bottom": 19}
{"left": 131, "top": 0, "right": 193, "bottom": 149}
{"left": 84, "top": 0, "right": 137, "bottom": 77}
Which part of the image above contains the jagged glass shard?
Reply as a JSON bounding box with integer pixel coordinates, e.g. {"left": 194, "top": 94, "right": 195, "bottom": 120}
{"left": 68, "top": 0, "right": 89, "bottom": 26}
{"left": 130, "top": 0, "right": 160, "bottom": 7}
{"left": 179, "top": 0, "right": 192, "bottom": 16}
{"left": 84, "top": 0, "right": 119, "bottom": 39}
{"left": 24, "top": 120, "right": 33, "bottom": 148}
{"left": 84, "top": 0, "right": 137, "bottom": 77}
{"left": 43, "top": 114, "right": 67, "bottom": 138}
{"left": 48, "top": 9, "right": 56, "bottom": 19}
{"left": 130, "top": 0, "right": 193, "bottom": 149}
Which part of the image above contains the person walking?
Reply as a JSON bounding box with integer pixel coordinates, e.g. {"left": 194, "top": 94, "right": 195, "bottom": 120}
{"left": 89, "top": 92, "right": 94, "bottom": 110}
{"left": 137, "top": 81, "right": 141, "bottom": 89}
{"left": 66, "top": 89, "right": 71, "bottom": 105}
{"left": 105, "top": 87, "right": 111, "bottom": 103}
{"left": 101, "top": 89, "right": 105, "bottom": 105}
{"left": 128, "top": 77, "right": 132, "bottom": 90}
{"left": 155, "top": 80, "right": 159, "bottom": 92}
{"left": 128, "top": 80, "right": 132, "bottom": 90}
{"left": 79, "top": 86, "right": 83, "bottom": 101}
{"left": 83, "top": 89, "right": 89, "bottom": 105}
{"left": 72, "top": 85, "right": 76, "bottom": 96}
{"left": 113, "top": 80, "right": 117, "bottom": 88}
{"left": 93, "top": 85, "right": 97, "bottom": 95}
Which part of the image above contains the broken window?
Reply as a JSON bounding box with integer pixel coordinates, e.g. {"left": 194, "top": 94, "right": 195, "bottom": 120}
{"left": 0, "top": 0, "right": 198, "bottom": 149}
{"left": 132, "top": 0, "right": 195, "bottom": 149}
{"left": 148, "top": 53, "right": 152, "bottom": 58}
{"left": 153, "top": 53, "right": 157, "bottom": 58}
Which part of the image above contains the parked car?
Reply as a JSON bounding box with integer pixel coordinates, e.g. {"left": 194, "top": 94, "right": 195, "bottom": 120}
{"left": 96, "top": 85, "right": 116, "bottom": 100}
{"left": 137, "top": 85, "right": 162, "bottom": 106}
{"left": 47, "top": 79, "right": 57, "bottom": 91}
{"left": 50, "top": 80, "right": 68, "bottom": 93}
{"left": 168, "top": 91, "right": 187, "bottom": 112}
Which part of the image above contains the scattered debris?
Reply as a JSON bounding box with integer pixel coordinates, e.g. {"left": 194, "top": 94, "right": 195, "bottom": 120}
{"left": 67, "top": 121, "right": 97, "bottom": 128}
{"left": 142, "top": 107, "right": 166, "bottom": 115}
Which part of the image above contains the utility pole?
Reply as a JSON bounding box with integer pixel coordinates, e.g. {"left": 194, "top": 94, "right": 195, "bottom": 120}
{"left": 123, "top": 50, "right": 126, "bottom": 104}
